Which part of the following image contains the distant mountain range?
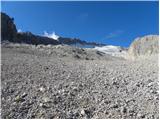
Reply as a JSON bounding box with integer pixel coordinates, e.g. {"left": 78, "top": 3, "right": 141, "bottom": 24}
{"left": 1, "top": 12, "right": 158, "bottom": 60}
{"left": 1, "top": 12, "right": 105, "bottom": 47}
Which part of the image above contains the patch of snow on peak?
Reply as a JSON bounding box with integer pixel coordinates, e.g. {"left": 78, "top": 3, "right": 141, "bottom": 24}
{"left": 95, "top": 45, "right": 121, "bottom": 52}
{"left": 44, "top": 31, "right": 59, "bottom": 40}
{"left": 94, "top": 45, "right": 127, "bottom": 58}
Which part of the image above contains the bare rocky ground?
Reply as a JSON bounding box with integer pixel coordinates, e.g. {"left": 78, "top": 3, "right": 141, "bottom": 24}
{"left": 1, "top": 43, "right": 159, "bottom": 119}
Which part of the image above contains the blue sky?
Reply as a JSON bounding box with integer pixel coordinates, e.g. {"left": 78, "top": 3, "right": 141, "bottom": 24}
{"left": 1, "top": 1, "right": 159, "bottom": 47}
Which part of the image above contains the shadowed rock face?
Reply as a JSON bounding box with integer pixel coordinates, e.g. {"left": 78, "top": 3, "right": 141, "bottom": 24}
{"left": 128, "top": 35, "right": 159, "bottom": 59}
{"left": 1, "top": 12, "right": 17, "bottom": 41}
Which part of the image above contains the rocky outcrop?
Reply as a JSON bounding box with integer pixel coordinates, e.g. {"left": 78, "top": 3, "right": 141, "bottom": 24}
{"left": 127, "top": 35, "right": 159, "bottom": 60}
{"left": 1, "top": 12, "right": 17, "bottom": 42}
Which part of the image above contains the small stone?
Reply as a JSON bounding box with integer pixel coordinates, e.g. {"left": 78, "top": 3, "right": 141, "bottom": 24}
{"left": 111, "top": 104, "right": 119, "bottom": 109}
{"left": 22, "top": 92, "right": 27, "bottom": 98}
{"left": 121, "top": 107, "right": 127, "bottom": 114}
{"left": 39, "top": 87, "right": 45, "bottom": 92}
{"left": 137, "top": 113, "right": 145, "bottom": 118}
{"left": 112, "top": 81, "right": 118, "bottom": 85}
{"left": 47, "top": 86, "right": 51, "bottom": 90}
{"left": 81, "top": 109, "right": 85, "bottom": 115}
{"left": 62, "top": 89, "right": 65, "bottom": 92}
{"left": 39, "top": 103, "right": 43, "bottom": 107}
{"left": 71, "top": 82, "right": 74, "bottom": 85}
{"left": 85, "top": 57, "right": 89, "bottom": 60}
{"left": 15, "top": 96, "right": 20, "bottom": 101}
{"left": 141, "top": 115, "right": 145, "bottom": 118}
{"left": 104, "top": 100, "right": 111, "bottom": 104}
{"left": 42, "top": 97, "right": 51, "bottom": 103}
{"left": 150, "top": 89, "right": 157, "bottom": 94}
{"left": 104, "top": 110, "right": 109, "bottom": 114}
{"left": 2, "top": 97, "right": 5, "bottom": 101}
{"left": 15, "top": 96, "right": 25, "bottom": 102}
{"left": 147, "top": 82, "right": 153, "bottom": 87}
{"left": 107, "top": 113, "right": 112, "bottom": 118}
{"left": 39, "top": 103, "right": 48, "bottom": 108}
{"left": 73, "top": 87, "right": 78, "bottom": 91}
{"left": 48, "top": 51, "right": 52, "bottom": 55}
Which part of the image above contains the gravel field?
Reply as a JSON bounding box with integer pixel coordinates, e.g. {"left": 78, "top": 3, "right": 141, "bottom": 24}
{"left": 1, "top": 44, "right": 159, "bottom": 119}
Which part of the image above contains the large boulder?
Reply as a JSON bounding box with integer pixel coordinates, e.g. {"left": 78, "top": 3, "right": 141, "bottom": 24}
{"left": 1, "top": 12, "right": 17, "bottom": 41}
{"left": 127, "top": 35, "right": 159, "bottom": 60}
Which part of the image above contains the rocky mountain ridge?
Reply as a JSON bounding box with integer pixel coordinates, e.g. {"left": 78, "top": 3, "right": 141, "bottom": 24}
{"left": 1, "top": 12, "right": 104, "bottom": 47}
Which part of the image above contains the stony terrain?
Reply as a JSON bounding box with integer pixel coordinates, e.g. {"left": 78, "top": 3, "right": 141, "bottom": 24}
{"left": 1, "top": 43, "right": 159, "bottom": 119}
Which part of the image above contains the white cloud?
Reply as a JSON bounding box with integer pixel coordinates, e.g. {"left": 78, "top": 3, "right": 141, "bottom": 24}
{"left": 43, "top": 31, "right": 59, "bottom": 40}
{"left": 18, "top": 29, "right": 22, "bottom": 33}
{"left": 105, "top": 30, "right": 124, "bottom": 39}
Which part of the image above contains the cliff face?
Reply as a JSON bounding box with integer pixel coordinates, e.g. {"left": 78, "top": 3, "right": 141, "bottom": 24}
{"left": 127, "top": 35, "right": 159, "bottom": 60}
{"left": 1, "top": 12, "right": 17, "bottom": 41}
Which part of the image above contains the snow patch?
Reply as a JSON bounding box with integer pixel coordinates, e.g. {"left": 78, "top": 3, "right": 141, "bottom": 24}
{"left": 94, "top": 45, "right": 127, "bottom": 58}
